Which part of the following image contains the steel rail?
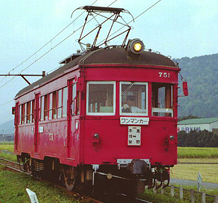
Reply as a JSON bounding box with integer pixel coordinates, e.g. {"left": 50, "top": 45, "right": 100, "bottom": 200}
{"left": 119, "top": 193, "right": 154, "bottom": 203}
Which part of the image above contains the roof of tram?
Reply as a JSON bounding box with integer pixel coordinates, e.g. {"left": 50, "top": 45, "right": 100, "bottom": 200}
{"left": 15, "top": 47, "right": 178, "bottom": 98}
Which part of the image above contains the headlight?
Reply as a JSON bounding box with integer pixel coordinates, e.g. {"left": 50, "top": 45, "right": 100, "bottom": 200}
{"left": 127, "top": 39, "right": 144, "bottom": 55}
{"left": 133, "top": 42, "right": 142, "bottom": 52}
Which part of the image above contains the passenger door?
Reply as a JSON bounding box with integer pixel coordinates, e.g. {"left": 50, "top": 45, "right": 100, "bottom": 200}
{"left": 14, "top": 102, "right": 19, "bottom": 151}
{"left": 67, "top": 79, "right": 78, "bottom": 159}
{"left": 34, "top": 93, "right": 40, "bottom": 153}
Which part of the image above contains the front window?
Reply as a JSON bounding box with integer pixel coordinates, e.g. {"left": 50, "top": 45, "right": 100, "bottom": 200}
{"left": 152, "top": 83, "right": 174, "bottom": 117}
{"left": 120, "top": 82, "right": 148, "bottom": 116}
{"left": 87, "top": 81, "right": 115, "bottom": 115}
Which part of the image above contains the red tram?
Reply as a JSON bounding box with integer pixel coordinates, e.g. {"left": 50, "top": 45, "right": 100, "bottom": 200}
{"left": 13, "top": 6, "right": 186, "bottom": 196}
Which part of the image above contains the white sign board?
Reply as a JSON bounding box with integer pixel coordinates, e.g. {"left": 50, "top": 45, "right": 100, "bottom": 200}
{"left": 128, "top": 126, "right": 141, "bottom": 146}
{"left": 120, "top": 117, "right": 149, "bottom": 125}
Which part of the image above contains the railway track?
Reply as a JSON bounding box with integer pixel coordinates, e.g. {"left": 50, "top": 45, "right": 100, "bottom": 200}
{"left": 116, "top": 193, "right": 154, "bottom": 203}
{"left": 0, "top": 157, "right": 153, "bottom": 203}
{"left": 0, "top": 157, "right": 24, "bottom": 172}
{"left": 0, "top": 158, "right": 103, "bottom": 203}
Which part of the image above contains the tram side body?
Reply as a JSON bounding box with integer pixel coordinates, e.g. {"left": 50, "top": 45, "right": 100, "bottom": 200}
{"left": 13, "top": 48, "right": 180, "bottom": 193}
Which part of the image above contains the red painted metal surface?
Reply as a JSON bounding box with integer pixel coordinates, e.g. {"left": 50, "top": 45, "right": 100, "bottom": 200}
{"left": 14, "top": 60, "right": 179, "bottom": 168}
{"left": 14, "top": 102, "right": 19, "bottom": 151}
{"left": 34, "top": 93, "right": 40, "bottom": 153}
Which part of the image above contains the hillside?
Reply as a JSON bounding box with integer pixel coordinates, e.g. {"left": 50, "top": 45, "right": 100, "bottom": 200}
{"left": 176, "top": 53, "right": 218, "bottom": 118}
{"left": 0, "top": 120, "right": 14, "bottom": 134}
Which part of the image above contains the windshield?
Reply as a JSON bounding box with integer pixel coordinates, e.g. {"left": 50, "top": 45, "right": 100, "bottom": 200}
{"left": 120, "top": 82, "right": 148, "bottom": 115}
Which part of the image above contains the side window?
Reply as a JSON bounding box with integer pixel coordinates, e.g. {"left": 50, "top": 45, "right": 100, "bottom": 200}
{"left": 44, "top": 94, "right": 49, "bottom": 120}
{"left": 76, "top": 91, "right": 80, "bottom": 115}
{"left": 40, "top": 96, "right": 44, "bottom": 121}
{"left": 19, "top": 105, "right": 22, "bottom": 124}
{"left": 63, "top": 87, "right": 68, "bottom": 117}
{"left": 26, "top": 101, "right": 31, "bottom": 123}
{"left": 24, "top": 103, "right": 27, "bottom": 124}
{"left": 72, "top": 83, "right": 76, "bottom": 116}
{"left": 87, "top": 82, "right": 115, "bottom": 115}
{"left": 120, "top": 82, "right": 147, "bottom": 115}
{"left": 31, "top": 100, "right": 35, "bottom": 122}
{"left": 40, "top": 90, "right": 63, "bottom": 120}
{"left": 57, "top": 89, "right": 62, "bottom": 118}
{"left": 152, "top": 83, "right": 174, "bottom": 117}
{"left": 49, "top": 93, "right": 53, "bottom": 119}
{"left": 52, "top": 91, "right": 57, "bottom": 119}
{"left": 21, "top": 103, "right": 26, "bottom": 124}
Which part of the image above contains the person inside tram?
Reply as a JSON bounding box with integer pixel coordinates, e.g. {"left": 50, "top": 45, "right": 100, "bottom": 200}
{"left": 122, "top": 94, "right": 146, "bottom": 113}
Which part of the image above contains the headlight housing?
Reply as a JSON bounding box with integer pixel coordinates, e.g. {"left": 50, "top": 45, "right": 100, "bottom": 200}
{"left": 127, "top": 39, "right": 144, "bottom": 55}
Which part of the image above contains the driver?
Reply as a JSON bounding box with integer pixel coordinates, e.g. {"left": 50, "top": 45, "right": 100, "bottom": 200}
{"left": 122, "top": 95, "right": 146, "bottom": 113}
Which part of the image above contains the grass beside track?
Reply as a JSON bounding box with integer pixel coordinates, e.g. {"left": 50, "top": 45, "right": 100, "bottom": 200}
{"left": 0, "top": 165, "right": 80, "bottom": 203}
{"left": 171, "top": 158, "right": 218, "bottom": 184}
{"left": 140, "top": 189, "right": 190, "bottom": 203}
{"left": 0, "top": 165, "right": 191, "bottom": 203}
{"left": 141, "top": 185, "right": 218, "bottom": 203}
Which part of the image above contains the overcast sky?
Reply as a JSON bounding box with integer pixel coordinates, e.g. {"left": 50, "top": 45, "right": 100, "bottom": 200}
{"left": 0, "top": 0, "right": 217, "bottom": 125}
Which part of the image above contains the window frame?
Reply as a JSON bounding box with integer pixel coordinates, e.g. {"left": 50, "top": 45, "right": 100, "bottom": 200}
{"left": 86, "top": 81, "right": 116, "bottom": 116}
{"left": 71, "top": 82, "right": 77, "bottom": 116}
{"left": 21, "top": 103, "right": 26, "bottom": 124}
{"left": 57, "top": 89, "right": 63, "bottom": 118}
{"left": 19, "top": 104, "right": 22, "bottom": 124}
{"left": 44, "top": 94, "right": 49, "bottom": 120}
{"left": 62, "top": 87, "right": 68, "bottom": 117}
{"left": 31, "top": 100, "right": 35, "bottom": 123}
{"left": 120, "top": 82, "right": 148, "bottom": 116}
{"left": 26, "top": 101, "right": 31, "bottom": 123}
{"left": 152, "top": 83, "right": 174, "bottom": 117}
{"left": 40, "top": 96, "right": 44, "bottom": 121}
{"left": 49, "top": 93, "right": 53, "bottom": 119}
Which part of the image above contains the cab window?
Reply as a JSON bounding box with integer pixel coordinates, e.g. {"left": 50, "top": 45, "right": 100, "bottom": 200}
{"left": 152, "top": 83, "right": 174, "bottom": 117}
{"left": 120, "top": 82, "right": 148, "bottom": 116}
{"left": 87, "top": 81, "right": 115, "bottom": 115}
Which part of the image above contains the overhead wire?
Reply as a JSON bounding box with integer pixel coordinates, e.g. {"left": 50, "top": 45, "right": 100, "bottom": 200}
{"left": 0, "top": 0, "right": 118, "bottom": 89}
{"left": 97, "top": 0, "right": 162, "bottom": 46}
{"left": 0, "top": 100, "right": 14, "bottom": 107}
{"left": 1, "top": 0, "right": 161, "bottom": 107}
{"left": 0, "top": 0, "right": 158, "bottom": 94}
{"left": 0, "top": 0, "right": 99, "bottom": 86}
{"left": 0, "top": 0, "right": 118, "bottom": 107}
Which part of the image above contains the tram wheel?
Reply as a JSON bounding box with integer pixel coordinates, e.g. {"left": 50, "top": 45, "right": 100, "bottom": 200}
{"left": 62, "top": 168, "right": 76, "bottom": 191}
{"left": 23, "top": 159, "right": 32, "bottom": 175}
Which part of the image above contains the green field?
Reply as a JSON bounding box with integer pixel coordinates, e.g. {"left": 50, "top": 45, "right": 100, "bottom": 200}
{"left": 172, "top": 158, "right": 218, "bottom": 183}
{"left": 178, "top": 147, "right": 218, "bottom": 158}
{"left": 0, "top": 142, "right": 16, "bottom": 161}
{"left": 0, "top": 143, "right": 14, "bottom": 152}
